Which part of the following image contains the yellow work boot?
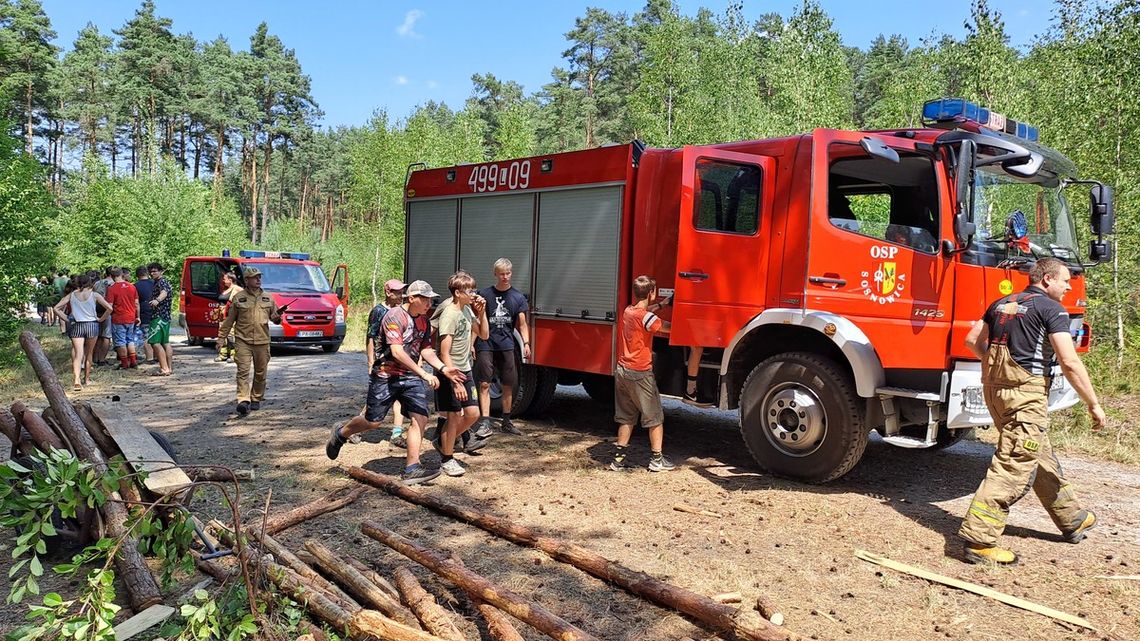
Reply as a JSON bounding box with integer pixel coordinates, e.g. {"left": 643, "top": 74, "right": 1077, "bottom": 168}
{"left": 1063, "top": 511, "right": 1097, "bottom": 544}
{"left": 963, "top": 543, "right": 1019, "bottom": 565}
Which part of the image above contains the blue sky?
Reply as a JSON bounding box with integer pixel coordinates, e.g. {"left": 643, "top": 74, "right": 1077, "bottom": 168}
{"left": 41, "top": 1, "right": 1050, "bottom": 129}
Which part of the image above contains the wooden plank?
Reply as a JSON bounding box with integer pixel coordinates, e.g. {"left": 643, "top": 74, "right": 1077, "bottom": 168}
{"left": 113, "top": 604, "right": 175, "bottom": 640}
{"left": 89, "top": 402, "right": 192, "bottom": 495}
{"left": 854, "top": 550, "right": 1096, "bottom": 631}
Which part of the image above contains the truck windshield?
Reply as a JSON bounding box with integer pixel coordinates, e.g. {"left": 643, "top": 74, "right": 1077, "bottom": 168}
{"left": 248, "top": 263, "right": 331, "bottom": 293}
{"left": 971, "top": 168, "right": 1081, "bottom": 266}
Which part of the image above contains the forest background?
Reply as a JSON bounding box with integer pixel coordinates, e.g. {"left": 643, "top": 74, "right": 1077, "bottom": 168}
{"left": 1, "top": 0, "right": 1138, "bottom": 387}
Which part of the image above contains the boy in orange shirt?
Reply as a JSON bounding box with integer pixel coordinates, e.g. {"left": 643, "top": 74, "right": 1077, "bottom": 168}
{"left": 610, "top": 275, "right": 676, "bottom": 472}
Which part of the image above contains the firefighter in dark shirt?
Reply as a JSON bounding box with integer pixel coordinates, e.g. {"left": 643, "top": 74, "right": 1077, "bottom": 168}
{"left": 958, "top": 257, "right": 1106, "bottom": 565}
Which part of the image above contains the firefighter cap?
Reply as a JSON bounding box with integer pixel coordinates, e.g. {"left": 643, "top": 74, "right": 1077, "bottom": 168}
{"left": 405, "top": 280, "right": 439, "bottom": 299}
{"left": 242, "top": 266, "right": 262, "bottom": 278}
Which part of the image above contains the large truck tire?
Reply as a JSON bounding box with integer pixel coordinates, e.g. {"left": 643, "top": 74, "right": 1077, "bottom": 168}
{"left": 581, "top": 374, "right": 615, "bottom": 406}
{"left": 520, "top": 367, "right": 558, "bottom": 418}
{"left": 739, "top": 352, "right": 867, "bottom": 484}
{"left": 322, "top": 341, "right": 342, "bottom": 353}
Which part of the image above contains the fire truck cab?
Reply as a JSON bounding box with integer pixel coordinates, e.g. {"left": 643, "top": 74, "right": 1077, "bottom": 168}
{"left": 179, "top": 250, "right": 349, "bottom": 353}
{"left": 403, "top": 98, "right": 1115, "bottom": 483}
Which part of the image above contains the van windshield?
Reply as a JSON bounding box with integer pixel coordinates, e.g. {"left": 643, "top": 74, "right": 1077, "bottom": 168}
{"left": 248, "top": 262, "right": 331, "bottom": 293}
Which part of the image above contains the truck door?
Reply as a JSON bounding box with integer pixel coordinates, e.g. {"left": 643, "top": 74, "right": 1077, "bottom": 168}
{"left": 185, "top": 259, "right": 229, "bottom": 339}
{"left": 805, "top": 129, "right": 954, "bottom": 390}
{"left": 671, "top": 146, "right": 776, "bottom": 347}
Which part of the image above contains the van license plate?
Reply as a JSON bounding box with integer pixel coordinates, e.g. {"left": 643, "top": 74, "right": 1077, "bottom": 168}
{"left": 298, "top": 330, "right": 324, "bottom": 338}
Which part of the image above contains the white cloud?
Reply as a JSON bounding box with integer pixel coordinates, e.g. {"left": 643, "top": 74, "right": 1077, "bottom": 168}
{"left": 397, "top": 10, "right": 423, "bottom": 38}
{"left": 395, "top": 75, "right": 409, "bottom": 86}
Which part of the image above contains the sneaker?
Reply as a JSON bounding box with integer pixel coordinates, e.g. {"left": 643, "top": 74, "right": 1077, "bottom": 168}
{"left": 250, "top": 401, "right": 261, "bottom": 410}
{"left": 325, "top": 422, "right": 347, "bottom": 460}
{"left": 236, "top": 401, "right": 250, "bottom": 417}
{"left": 1062, "top": 511, "right": 1097, "bottom": 543}
{"left": 499, "top": 418, "right": 523, "bottom": 435}
{"left": 609, "top": 459, "right": 632, "bottom": 472}
{"left": 440, "top": 458, "right": 465, "bottom": 477}
{"left": 963, "top": 543, "right": 1018, "bottom": 565}
{"left": 463, "top": 433, "right": 490, "bottom": 453}
{"left": 648, "top": 456, "right": 676, "bottom": 472}
{"left": 390, "top": 433, "right": 407, "bottom": 448}
{"left": 473, "top": 417, "right": 494, "bottom": 439}
{"left": 682, "top": 391, "right": 714, "bottom": 409}
{"left": 214, "top": 354, "right": 227, "bottom": 362}
{"left": 401, "top": 464, "right": 441, "bottom": 485}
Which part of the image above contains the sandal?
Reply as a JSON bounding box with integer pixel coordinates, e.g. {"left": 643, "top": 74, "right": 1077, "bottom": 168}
{"left": 73, "top": 383, "right": 82, "bottom": 391}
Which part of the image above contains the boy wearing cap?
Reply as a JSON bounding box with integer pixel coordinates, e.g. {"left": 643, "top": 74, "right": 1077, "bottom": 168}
{"left": 219, "top": 266, "right": 284, "bottom": 416}
{"left": 326, "top": 280, "right": 464, "bottom": 485}
{"left": 367, "top": 278, "right": 408, "bottom": 446}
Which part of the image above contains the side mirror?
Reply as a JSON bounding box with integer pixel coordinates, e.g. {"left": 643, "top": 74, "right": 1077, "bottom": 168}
{"left": 1090, "top": 184, "right": 1115, "bottom": 235}
{"left": 1089, "top": 239, "right": 1111, "bottom": 263}
{"left": 860, "top": 137, "right": 900, "bottom": 163}
{"left": 335, "top": 286, "right": 345, "bottom": 299}
{"left": 954, "top": 139, "right": 977, "bottom": 245}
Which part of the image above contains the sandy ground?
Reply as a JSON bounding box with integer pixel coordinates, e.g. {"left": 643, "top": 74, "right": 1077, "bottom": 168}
{"left": 2, "top": 334, "right": 1138, "bottom": 640}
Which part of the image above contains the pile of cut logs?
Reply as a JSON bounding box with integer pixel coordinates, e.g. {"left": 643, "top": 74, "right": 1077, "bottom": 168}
{"left": 3, "top": 330, "right": 811, "bottom": 640}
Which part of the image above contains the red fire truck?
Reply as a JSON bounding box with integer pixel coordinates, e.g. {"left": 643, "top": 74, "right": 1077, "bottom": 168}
{"left": 179, "top": 250, "right": 349, "bottom": 353}
{"left": 403, "top": 98, "right": 1115, "bottom": 482}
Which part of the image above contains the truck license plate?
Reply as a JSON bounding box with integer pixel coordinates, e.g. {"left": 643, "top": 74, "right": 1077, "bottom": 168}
{"left": 298, "top": 330, "right": 324, "bottom": 338}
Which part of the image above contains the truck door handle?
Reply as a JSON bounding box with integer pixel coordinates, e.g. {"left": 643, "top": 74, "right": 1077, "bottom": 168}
{"left": 679, "top": 271, "right": 709, "bottom": 281}
{"left": 809, "top": 275, "right": 847, "bottom": 287}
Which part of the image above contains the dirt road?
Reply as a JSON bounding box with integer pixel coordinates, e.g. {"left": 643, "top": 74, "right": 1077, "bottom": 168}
{"left": 12, "top": 338, "right": 1140, "bottom": 639}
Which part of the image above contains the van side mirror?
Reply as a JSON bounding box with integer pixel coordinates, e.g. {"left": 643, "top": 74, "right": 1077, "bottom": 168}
{"left": 1090, "top": 184, "right": 1114, "bottom": 235}
{"left": 1089, "top": 239, "right": 1111, "bottom": 263}
{"left": 954, "top": 139, "right": 977, "bottom": 245}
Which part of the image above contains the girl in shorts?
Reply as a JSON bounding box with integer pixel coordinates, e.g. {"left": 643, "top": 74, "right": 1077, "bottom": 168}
{"left": 54, "top": 274, "right": 113, "bottom": 390}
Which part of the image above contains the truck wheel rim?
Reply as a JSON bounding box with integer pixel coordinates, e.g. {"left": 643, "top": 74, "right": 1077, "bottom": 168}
{"left": 761, "top": 383, "right": 826, "bottom": 457}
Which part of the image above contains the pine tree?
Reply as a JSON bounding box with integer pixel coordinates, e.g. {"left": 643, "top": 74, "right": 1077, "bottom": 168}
{"left": 0, "top": 0, "right": 58, "bottom": 154}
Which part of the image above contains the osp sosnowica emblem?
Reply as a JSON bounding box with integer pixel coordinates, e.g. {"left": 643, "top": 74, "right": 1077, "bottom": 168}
{"left": 861, "top": 245, "right": 906, "bottom": 304}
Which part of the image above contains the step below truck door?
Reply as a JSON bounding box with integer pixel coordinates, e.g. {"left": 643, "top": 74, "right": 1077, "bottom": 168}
{"left": 671, "top": 146, "right": 776, "bottom": 347}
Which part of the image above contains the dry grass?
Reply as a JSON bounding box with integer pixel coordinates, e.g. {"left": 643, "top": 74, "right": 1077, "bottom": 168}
{"left": 0, "top": 322, "right": 73, "bottom": 408}
{"left": 1047, "top": 398, "right": 1140, "bottom": 465}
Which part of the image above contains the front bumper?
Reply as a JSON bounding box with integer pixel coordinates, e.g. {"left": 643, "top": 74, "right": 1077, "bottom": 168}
{"left": 268, "top": 322, "right": 346, "bottom": 346}
{"left": 945, "top": 361, "right": 1080, "bottom": 430}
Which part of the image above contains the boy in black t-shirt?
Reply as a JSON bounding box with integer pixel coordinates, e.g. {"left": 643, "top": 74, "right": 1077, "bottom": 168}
{"left": 474, "top": 258, "right": 530, "bottom": 436}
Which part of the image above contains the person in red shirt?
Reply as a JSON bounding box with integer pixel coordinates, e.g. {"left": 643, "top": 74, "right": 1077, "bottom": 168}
{"left": 104, "top": 267, "right": 141, "bottom": 369}
{"left": 610, "top": 275, "right": 676, "bottom": 472}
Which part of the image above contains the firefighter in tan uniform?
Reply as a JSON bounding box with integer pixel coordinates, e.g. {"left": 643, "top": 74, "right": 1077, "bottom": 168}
{"left": 959, "top": 257, "right": 1106, "bottom": 565}
{"left": 219, "top": 267, "right": 284, "bottom": 416}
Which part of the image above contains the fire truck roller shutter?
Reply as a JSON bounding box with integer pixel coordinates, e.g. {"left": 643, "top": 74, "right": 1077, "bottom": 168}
{"left": 458, "top": 193, "right": 534, "bottom": 296}
{"left": 534, "top": 186, "right": 622, "bottom": 321}
{"left": 721, "top": 308, "right": 885, "bottom": 398}
{"left": 407, "top": 199, "right": 458, "bottom": 295}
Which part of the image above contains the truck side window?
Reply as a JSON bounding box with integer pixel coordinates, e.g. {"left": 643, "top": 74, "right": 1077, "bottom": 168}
{"left": 694, "top": 159, "right": 761, "bottom": 235}
{"left": 828, "top": 144, "right": 939, "bottom": 254}
{"left": 190, "top": 262, "right": 221, "bottom": 298}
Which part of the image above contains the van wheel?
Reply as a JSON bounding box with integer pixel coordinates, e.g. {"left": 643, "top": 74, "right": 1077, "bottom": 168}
{"left": 322, "top": 342, "right": 342, "bottom": 353}
{"left": 739, "top": 352, "right": 866, "bottom": 484}
{"left": 521, "top": 367, "right": 558, "bottom": 417}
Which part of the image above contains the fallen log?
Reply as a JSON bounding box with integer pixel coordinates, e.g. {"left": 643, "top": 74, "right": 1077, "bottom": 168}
{"left": 450, "top": 556, "right": 525, "bottom": 641}
{"left": 304, "top": 539, "right": 420, "bottom": 628}
{"left": 362, "top": 520, "right": 601, "bottom": 641}
{"left": 19, "top": 331, "right": 162, "bottom": 612}
{"left": 350, "top": 467, "right": 801, "bottom": 641}
{"left": 344, "top": 555, "right": 401, "bottom": 600}
{"left": 11, "top": 401, "right": 66, "bottom": 451}
{"left": 263, "top": 484, "right": 370, "bottom": 535}
{"left": 754, "top": 595, "right": 784, "bottom": 626}
{"left": 0, "top": 407, "right": 37, "bottom": 457}
{"left": 211, "top": 521, "right": 361, "bottom": 611}
{"left": 714, "top": 592, "right": 743, "bottom": 604}
{"left": 393, "top": 566, "right": 466, "bottom": 641}
{"left": 71, "top": 402, "right": 122, "bottom": 458}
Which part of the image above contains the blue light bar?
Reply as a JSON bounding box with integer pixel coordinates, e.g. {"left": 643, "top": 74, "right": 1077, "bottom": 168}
{"left": 238, "top": 250, "right": 311, "bottom": 260}
{"left": 922, "top": 97, "right": 1039, "bottom": 143}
